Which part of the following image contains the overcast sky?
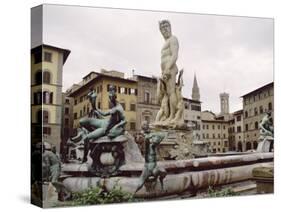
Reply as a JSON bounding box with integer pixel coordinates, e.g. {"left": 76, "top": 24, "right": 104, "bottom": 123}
{"left": 32, "top": 4, "right": 274, "bottom": 114}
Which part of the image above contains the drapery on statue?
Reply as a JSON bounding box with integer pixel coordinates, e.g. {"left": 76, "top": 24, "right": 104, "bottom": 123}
{"left": 71, "top": 85, "right": 127, "bottom": 163}
{"left": 135, "top": 121, "right": 167, "bottom": 193}
{"left": 154, "top": 20, "right": 185, "bottom": 129}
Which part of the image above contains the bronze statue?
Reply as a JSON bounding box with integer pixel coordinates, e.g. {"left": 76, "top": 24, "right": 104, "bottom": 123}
{"left": 72, "top": 85, "right": 127, "bottom": 163}
{"left": 42, "top": 142, "right": 71, "bottom": 201}
{"left": 135, "top": 121, "right": 167, "bottom": 193}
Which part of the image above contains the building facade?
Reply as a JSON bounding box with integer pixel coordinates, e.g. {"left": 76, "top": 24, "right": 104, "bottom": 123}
{"left": 241, "top": 82, "right": 274, "bottom": 151}
{"left": 68, "top": 70, "right": 138, "bottom": 133}
{"left": 133, "top": 75, "right": 160, "bottom": 132}
{"left": 31, "top": 44, "right": 70, "bottom": 153}
{"left": 201, "top": 111, "right": 229, "bottom": 153}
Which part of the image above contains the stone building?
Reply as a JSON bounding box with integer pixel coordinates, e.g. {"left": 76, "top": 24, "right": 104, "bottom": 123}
{"left": 68, "top": 70, "right": 138, "bottom": 133}
{"left": 61, "top": 92, "right": 74, "bottom": 140}
{"left": 31, "top": 44, "right": 70, "bottom": 152}
{"left": 183, "top": 98, "right": 202, "bottom": 137}
{"left": 201, "top": 111, "right": 229, "bottom": 153}
{"left": 241, "top": 82, "right": 274, "bottom": 151}
{"left": 231, "top": 110, "right": 244, "bottom": 152}
{"left": 133, "top": 75, "right": 160, "bottom": 132}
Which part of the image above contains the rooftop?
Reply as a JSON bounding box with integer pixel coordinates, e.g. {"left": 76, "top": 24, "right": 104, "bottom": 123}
{"left": 240, "top": 82, "right": 273, "bottom": 97}
{"left": 31, "top": 44, "right": 71, "bottom": 64}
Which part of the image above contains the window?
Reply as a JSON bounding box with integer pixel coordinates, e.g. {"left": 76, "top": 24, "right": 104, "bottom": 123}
{"left": 218, "top": 125, "right": 220, "bottom": 130}
{"left": 202, "top": 125, "right": 205, "bottom": 130}
{"left": 206, "top": 125, "right": 209, "bottom": 130}
{"left": 74, "top": 113, "right": 77, "bottom": 119}
{"left": 43, "top": 91, "right": 53, "bottom": 104}
{"left": 237, "top": 126, "right": 241, "bottom": 133}
{"left": 144, "top": 91, "right": 150, "bottom": 103}
{"left": 65, "top": 99, "right": 70, "bottom": 104}
{"left": 223, "top": 134, "right": 226, "bottom": 139}
{"left": 213, "top": 134, "right": 215, "bottom": 139}
{"left": 202, "top": 134, "right": 205, "bottom": 139}
{"left": 185, "top": 103, "right": 189, "bottom": 109}
{"left": 35, "top": 71, "right": 42, "bottom": 84}
{"left": 236, "top": 115, "right": 241, "bottom": 122}
{"left": 65, "top": 118, "right": 69, "bottom": 125}
{"left": 245, "top": 124, "right": 248, "bottom": 131}
{"left": 259, "top": 106, "right": 264, "bottom": 114}
{"left": 83, "top": 106, "right": 86, "bottom": 115}
{"left": 268, "top": 102, "right": 272, "bottom": 111}
{"left": 130, "top": 122, "right": 136, "bottom": 130}
{"left": 34, "top": 51, "right": 42, "bottom": 64}
{"left": 43, "top": 71, "right": 51, "bottom": 84}
{"left": 255, "top": 121, "right": 259, "bottom": 130}
{"left": 218, "top": 134, "right": 220, "bottom": 138}
{"left": 65, "top": 108, "right": 69, "bottom": 115}
{"left": 44, "top": 52, "right": 52, "bottom": 62}
{"left": 206, "top": 134, "right": 209, "bottom": 139}
{"left": 223, "top": 125, "right": 226, "bottom": 130}
{"left": 212, "top": 125, "right": 215, "bottom": 130}
{"left": 80, "top": 110, "right": 82, "bottom": 117}
{"left": 80, "top": 96, "right": 83, "bottom": 103}
{"left": 245, "top": 111, "right": 248, "bottom": 118}
{"left": 130, "top": 103, "right": 136, "bottom": 111}
{"left": 254, "top": 107, "right": 258, "bottom": 116}
{"left": 130, "top": 88, "right": 136, "bottom": 95}
{"left": 120, "top": 87, "right": 125, "bottom": 94}
{"left": 191, "top": 105, "right": 201, "bottom": 111}
{"left": 37, "top": 110, "right": 49, "bottom": 123}
{"left": 43, "top": 127, "right": 51, "bottom": 135}
{"left": 33, "top": 92, "right": 42, "bottom": 105}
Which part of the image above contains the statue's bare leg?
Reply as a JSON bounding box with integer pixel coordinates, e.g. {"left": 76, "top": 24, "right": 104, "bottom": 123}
{"left": 166, "top": 67, "right": 178, "bottom": 121}
{"left": 82, "top": 128, "right": 106, "bottom": 163}
{"left": 135, "top": 166, "right": 150, "bottom": 194}
{"left": 153, "top": 166, "right": 167, "bottom": 190}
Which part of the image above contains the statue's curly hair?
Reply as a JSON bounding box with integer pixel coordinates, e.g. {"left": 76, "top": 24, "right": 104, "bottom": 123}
{"left": 159, "top": 19, "right": 171, "bottom": 28}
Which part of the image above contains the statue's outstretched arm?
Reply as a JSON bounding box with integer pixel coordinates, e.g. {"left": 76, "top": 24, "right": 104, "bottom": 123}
{"left": 151, "top": 132, "right": 168, "bottom": 144}
{"left": 96, "top": 109, "right": 110, "bottom": 116}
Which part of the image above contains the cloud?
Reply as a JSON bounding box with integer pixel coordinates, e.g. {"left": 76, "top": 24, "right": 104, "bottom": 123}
{"left": 35, "top": 5, "right": 273, "bottom": 114}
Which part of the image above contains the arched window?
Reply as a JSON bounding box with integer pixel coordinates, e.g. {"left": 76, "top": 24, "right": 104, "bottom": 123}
{"left": 255, "top": 121, "right": 259, "bottom": 130}
{"left": 246, "top": 142, "right": 252, "bottom": 151}
{"left": 37, "top": 110, "right": 49, "bottom": 123}
{"left": 268, "top": 102, "right": 272, "bottom": 111}
{"left": 259, "top": 106, "right": 264, "bottom": 114}
{"left": 144, "top": 91, "right": 150, "bottom": 103}
{"left": 254, "top": 107, "right": 258, "bottom": 116}
{"left": 43, "top": 91, "right": 53, "bottom": 104}
{"left": 253, "top": 141, "right": 258, "bottom": 149}
{"left": 33, "top": 92, "right": 42, "bottom": 105}
{"left": 43, "top": 71, "right": 51, "bottom": 84}
{"left": 35, "top": 70, "right": 42, "bottom": 84}
{"left": 237, "top": 142, "right": 243, "bottom": 152}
